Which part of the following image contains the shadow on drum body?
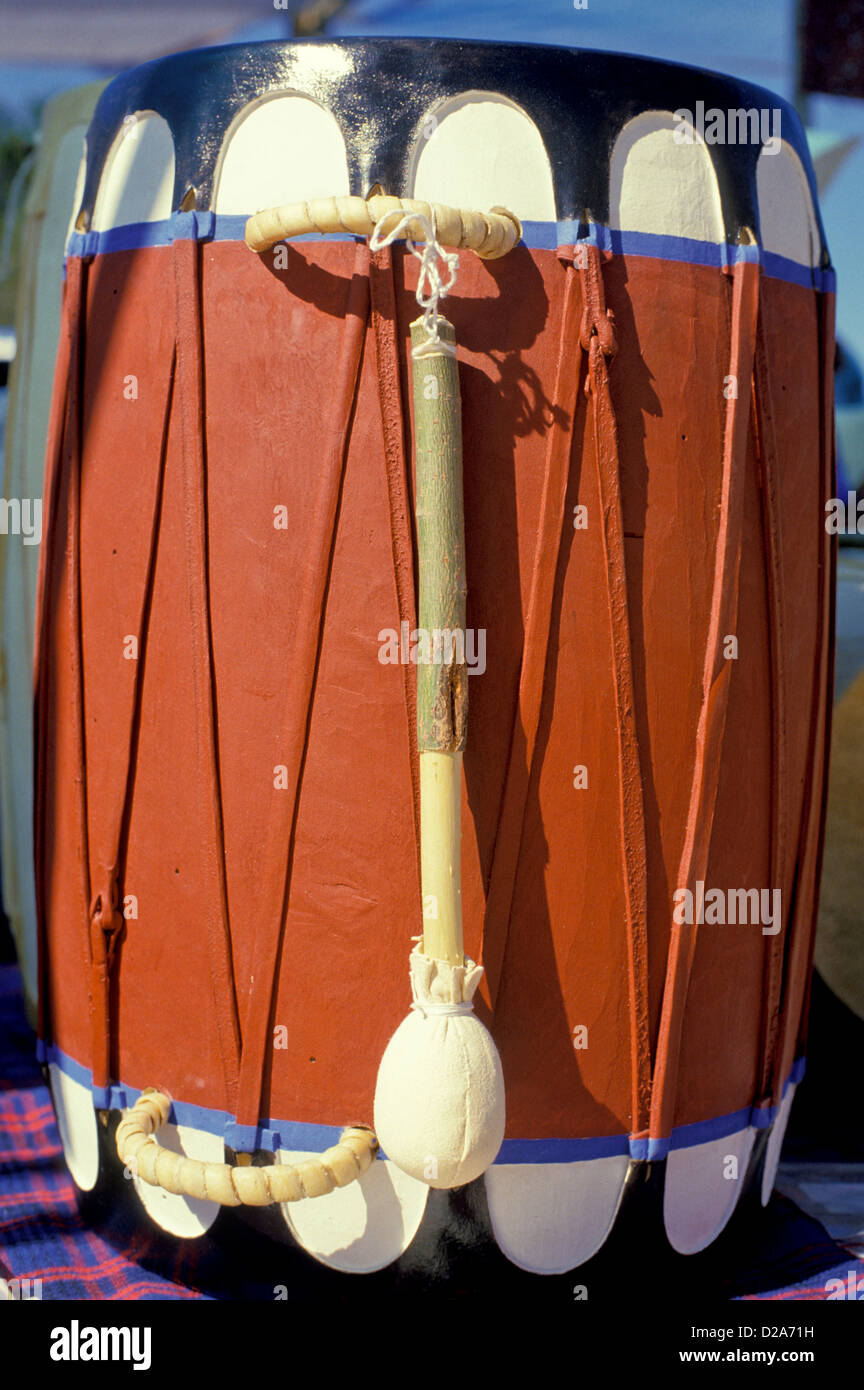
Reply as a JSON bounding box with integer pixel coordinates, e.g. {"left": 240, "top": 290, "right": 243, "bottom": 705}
{"left": 601, "top": 254, "right": 670, "bottom": 1031}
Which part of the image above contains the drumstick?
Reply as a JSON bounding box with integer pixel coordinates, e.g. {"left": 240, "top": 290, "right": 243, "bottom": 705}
{"left": 373, "top": 270, "right": 505, "bottom": 1190}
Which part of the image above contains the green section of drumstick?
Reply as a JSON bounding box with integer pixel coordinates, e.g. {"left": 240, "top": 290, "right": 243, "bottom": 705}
{"left": 410, "top": 316, "right": 467, "bottom": 755}
{"left": 410, "top": 315, "right": 467, "bottom": 966}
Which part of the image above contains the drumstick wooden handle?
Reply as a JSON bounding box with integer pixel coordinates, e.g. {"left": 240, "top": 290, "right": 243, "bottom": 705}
{"left": 411, "top": 315, "right": 466, "bottom": 966}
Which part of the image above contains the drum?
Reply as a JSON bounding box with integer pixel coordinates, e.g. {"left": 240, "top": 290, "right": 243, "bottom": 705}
{"left": 0, "top": 81, "right": 105, "bottom": 1025}
{"left": 35, "top": 39, "right": 834, "bottom": 1280}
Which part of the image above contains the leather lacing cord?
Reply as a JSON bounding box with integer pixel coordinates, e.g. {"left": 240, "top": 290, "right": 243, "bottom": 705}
{"left": 766, "top": 286, "right": 836, "bottom": 1106}
{"left": 172, "top": 236, "right": 242, "bottom": 1108}
{"left": 42, "top": 251, "right": 126, "bottom": 1093}
{"left": 40, "top": 247, "right": 217, "bottom": 1101}
{"left": 479, "top": 241, "right": 652, "bottom": 1135}
{"left": 35, "top": 255, "right": 88, "bottom": 1049}
{"left": 116, "top": 234, "right": 380, "bottom": 1200}
{"left": 232, "top": 239, "right": 371, "bottom": 1134}
{"left": 86, "top": 346, "right": 176, "bottom": 1096}
{"left": 649, "top": 249, "right": 761, "bottom": 1146}
{"left": 579, "top": 243, "right": 652, "bottom": 1134}
{"left": 479, "top": 255, "right": 584, "bottom": 1008}
{"left": 369, "top": 242, "right": 422, "bottom": 880}
{"left": 751, "top": 299, "right": 789, "bottom": 1111}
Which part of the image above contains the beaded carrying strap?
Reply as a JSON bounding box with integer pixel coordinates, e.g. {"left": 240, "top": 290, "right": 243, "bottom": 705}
{"left": 116, "top": 1089, "right": 377, "bottom": 1206}
{"left": 245, "top": 194, "right": 521, "bottom": 262}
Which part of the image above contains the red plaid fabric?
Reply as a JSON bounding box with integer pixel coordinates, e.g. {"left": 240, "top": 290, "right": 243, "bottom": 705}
{"left": 0, "top": 964, "right": 206, "bottom": 1300}
{"left": 0, "top": 1084, "right": 205, "bottom": 1300}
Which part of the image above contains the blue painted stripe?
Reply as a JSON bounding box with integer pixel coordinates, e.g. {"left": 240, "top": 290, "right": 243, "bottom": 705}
{"left": 571, "top": 218, "right": 736, "bottom": 269}
{"left": 667, "top": 1104, "right": 753, "bottom": 1155}
{"left": 37, "top": 1039, "right": 344, "bottom": 1154}
{"left": 499, "top": 1056, "right": 806, "bottom": 1163}
{"left": 63, "top": 213, "right": 834, "bottom": 293}
{"left": 497, "top": 1134, "right": 630, "bottom": 1163}
{"left": 38, "top": 1037, "right": 805, "bottom": 1164}
{"left": 63, "top": 211, "right": 366, "bottom": 260}
{"left": 762, "top": 248, "right": 836, "bottom": 293}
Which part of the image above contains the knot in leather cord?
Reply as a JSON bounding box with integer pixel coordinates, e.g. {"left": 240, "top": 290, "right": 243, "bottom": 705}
{"left": 575, "top": 242, "right": 618, "bottom": 362}
{"left": 89, "top": 874, "right": 124, "bottom": 966}
{"left": 582, "top": 307, "right": 617, "bottom": 356}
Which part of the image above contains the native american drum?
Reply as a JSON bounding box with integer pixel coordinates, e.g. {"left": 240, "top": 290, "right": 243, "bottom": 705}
{"left": 35, "top": 39, "right": 835, "bottom": 1277}
{"left": 0, "top": 82, "right": 105, "bottom": 1026}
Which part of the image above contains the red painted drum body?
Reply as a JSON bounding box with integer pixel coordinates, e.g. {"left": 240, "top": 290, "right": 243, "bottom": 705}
{"left": 35, "top": 39, "right": 835, "bottom": 1276}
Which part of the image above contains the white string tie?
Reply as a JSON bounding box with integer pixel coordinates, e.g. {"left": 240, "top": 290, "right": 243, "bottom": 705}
{"left": 411, "top": 1000, "right": 475, "bottom": 1018}
{"left": 369, "top": 207, "right": 459, "bottom": 358}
